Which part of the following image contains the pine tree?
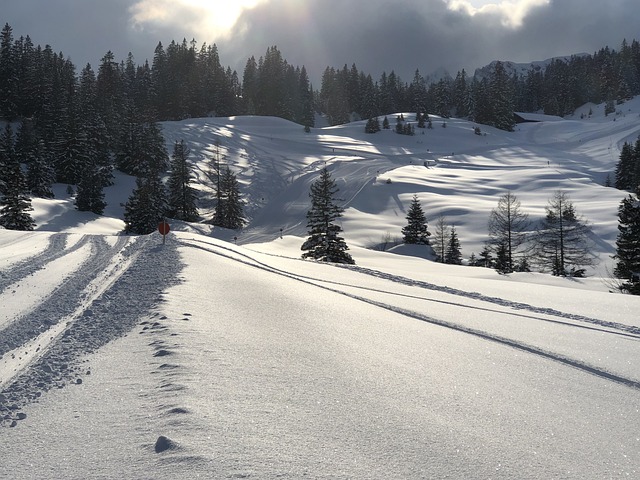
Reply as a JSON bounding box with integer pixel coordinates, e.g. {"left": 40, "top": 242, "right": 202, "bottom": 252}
{"left": 301, "top": 167, "right": 354, "bottom": 264}
{"left": 0, "top": 124, "right": 16, "bottom": 196}
{"left": 26, "top": 139, "right": 55, "bottom": 198}
{"left": 478, "top": 244, "right": 494, "bottom": 268}
{"left": 494, "top": 242, "right": 510, "bottom": 274}
{"left": 488, "top": 191, "right": 530, "bottom": 273}
{"left": 615, "top": 141, "right": 635, "bottom": 190}
{"left": 614, "top": 186, "right": 640, "bottom": 294}
{"left": 365, "top": 117, "right": 380, "bottom": 133}
{"left": 402, "top": 195, "right": 431, "bottom": 245}
{"left": 445, "top": 226, "right": 462, "bottom": 264}
{"left": 123, "top": 173, "right": 167, "bottom": 234}
{"left": 0, "top": 144, "right": 35, "bottom": 230}
{"left": 212, "top": 166, "right": 246, "bottom": 230}
{"left": 532, "top": 191, "right": 595, "bottom": 276}
{"left": 167, "top": 140, "right": 199, "bottom": 222}
{"left": 75, "top": 161, "right": 107, "bottom": 215}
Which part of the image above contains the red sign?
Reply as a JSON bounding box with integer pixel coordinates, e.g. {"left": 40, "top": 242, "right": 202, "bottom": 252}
{"left": 158, "top": 221, "right": 170, "bottom": 235}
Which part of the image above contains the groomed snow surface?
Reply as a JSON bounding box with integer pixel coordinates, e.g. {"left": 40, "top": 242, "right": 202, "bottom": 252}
{"left": 1, "top": 100, "right": 640, "bottom": 478}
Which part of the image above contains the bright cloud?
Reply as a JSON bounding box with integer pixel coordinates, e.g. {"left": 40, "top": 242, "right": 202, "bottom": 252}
{"left": 445, "top": 0, "right": 551, "bottom": 28}
{"left": 129, "top": 0, "right": 266, "bottom": 38}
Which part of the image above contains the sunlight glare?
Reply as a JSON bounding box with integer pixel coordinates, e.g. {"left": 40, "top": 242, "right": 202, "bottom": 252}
{"left": 445, "top": 0, "right": 550, "bottom": 28}
{"left": 130, "top": 0, "right": 267, "bottom": 37}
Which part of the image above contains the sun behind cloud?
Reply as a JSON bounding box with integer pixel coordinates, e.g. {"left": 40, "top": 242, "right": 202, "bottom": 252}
{"left": 129, "top": 0, "right": 266, "bottom": 38}
{"left": 445, "top": 0, "right": 550, "bottom": 28}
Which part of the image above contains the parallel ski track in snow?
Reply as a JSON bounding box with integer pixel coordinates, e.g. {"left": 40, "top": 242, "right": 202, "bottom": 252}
{"left": 0, "top": 235, "right": 183, "bottom": 427}
{"left": 0, "top": 235, "right": 127, "bottom": 358}
{"left": 0, "top": 233, "right": 73, "bottom": 295}
{"left": 179, "top": 238, "right": 640, "bottom": 391}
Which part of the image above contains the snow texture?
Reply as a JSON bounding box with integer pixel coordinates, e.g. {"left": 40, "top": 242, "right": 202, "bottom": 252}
{"left": 1, "top": 99, "right": 640, "bottom": 478}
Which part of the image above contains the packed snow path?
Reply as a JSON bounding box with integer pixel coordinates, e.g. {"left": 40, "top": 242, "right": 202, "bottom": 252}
{"left": 0, "top": 233, "right": 182, "bottom": 427}
{"left": 1, "top": 232, "right": 638, "bottom": 478}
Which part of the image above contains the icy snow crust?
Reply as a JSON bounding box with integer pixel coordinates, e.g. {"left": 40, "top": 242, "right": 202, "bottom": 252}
{"left": 1, "top": 101, "right": 640, "bottom": 478}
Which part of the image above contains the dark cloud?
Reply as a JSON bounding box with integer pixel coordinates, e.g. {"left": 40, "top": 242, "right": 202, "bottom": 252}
{"left": 218, "top": 0, "right": 640, "bottom": 82}
{"left": 2, "top": 0, "right": 639, "bottom": 82}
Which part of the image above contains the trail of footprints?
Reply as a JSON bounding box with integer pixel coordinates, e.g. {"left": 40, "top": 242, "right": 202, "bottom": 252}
{"left": 139, "top": 311, "right": 194, "bottom": 454}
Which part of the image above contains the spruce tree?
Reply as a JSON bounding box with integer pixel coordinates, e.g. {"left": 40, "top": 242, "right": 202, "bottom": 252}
{"left": 212, "top": 166, "right": 246, "bottom": 230}
{"left": 123, "top": 173, "right": 167, "bottom": 234}
{"left": 0, "top": 148, "right": 35, "bottom": 230}
{"left": 167, "top": 140, "right": 199, "bottom": 222}
{"left": 26, "top": 139, "right": 55, "bottom": 198}
{"left": 402, "top": 195, "right": 431, "bottom": 245}
{"left": 614, "top": 186, "right": 640, "bottom": 294}
{"left": 445, "top": 226, "right": 462, "bottom": 264}
{"left": 615, "top": 141, "right": 635, "bottom": 190}
{"left": 301, "top": 167, "right": 354, "bottom": 264}
{"left": 75, "top": 160, "right": 107, "bottom": 215}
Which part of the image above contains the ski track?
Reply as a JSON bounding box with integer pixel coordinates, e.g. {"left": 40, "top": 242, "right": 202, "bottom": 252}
{"left": 0, "top": 235, "right": 183, "bottom": 428}
{"left": 0, "top": 233, "right": 72, "bottom": 294}
{"left": 178, "top": 238, "right": 640, "bottom": 391}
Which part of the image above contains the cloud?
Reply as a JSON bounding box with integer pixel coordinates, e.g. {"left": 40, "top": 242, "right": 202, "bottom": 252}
{"left": 2, "top": 0, "right": 638, "bottom": 85}
{"left": 445, "top": 0, "right": 550, "bottom": 28}
{"left": 128, "top": 0, "right": 267, "bottom": 40}
{"left": 215, "top": 0, "right": 639, "bottom": 83}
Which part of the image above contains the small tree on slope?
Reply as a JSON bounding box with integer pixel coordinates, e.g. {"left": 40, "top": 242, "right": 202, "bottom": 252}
{"left": 301, "top": 167, "right": 354, "bottom": 264}
{"left": 402, "top": 195, "right": 431, "bottom": 245}
{"left": 167, "top": 140, "right": 199, "bottom": 222}
{"left": 532, "top": 191, "right": 595, "bottom": 276}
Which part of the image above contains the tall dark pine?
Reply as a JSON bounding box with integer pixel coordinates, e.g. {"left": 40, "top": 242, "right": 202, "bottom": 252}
{"left": 301, "top": 167, "right": 354, "bottom": 264}
{"left": 614, "top": 186, "right": 640, "bottom": 294}
{"left": 615, "top": 141, "right": 635, "bottom": 190}
{"left": 167, "top": 140, "right": 199, "bottom": 222}
{"left": 26, "top": 139, "right": 55, "bottom": 198}
{"left": 402, "top": 195, "right": 431, "bottom": 245}
{"left": 489, "top": 61, "right": 515, "bottom": 131}
{"left": 212, "top": 166, "right": 246, "bottom": 230}
{"left": 0, "top": 143, "right": 35, "bottom": 230}
{"left": 123, "top": 173, "right": 167, "bottom": 234}
{"left": 75, "top": 160, "right": 107, "bottom": 215}
{"left": 533, "top": 191, "right": 594, "bottom": 276}
{"left": 445, "top": 226, "right": 463, "bottom": 264}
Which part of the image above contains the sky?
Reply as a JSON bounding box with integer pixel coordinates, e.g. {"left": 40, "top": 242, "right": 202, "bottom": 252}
{"left": 2, "top": 0, "right": 639, "bottom": 82}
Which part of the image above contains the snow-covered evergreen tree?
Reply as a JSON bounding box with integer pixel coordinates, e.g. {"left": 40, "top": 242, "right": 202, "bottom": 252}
{"left": 0, "top": 147, "right": 35, "bottom": 230}
{"left": 445, "top": 225, "right": 463, "bottom": 264}
{"left": 26, "top": 138, "right": 55, "bottom": 198}
{"left": 75, "top": 160, "right": 107, "bottom": 215}
{"left": 123, "top": 173, "right": 167, "bottom": 234}
{"left": 614, "top": 186, "right": 640, "bottom": 294}
{"left": 167, "top": 140, "right": 199, "bottom": 222}
{"left": 402, "top": 195, "right": 430, "bottom": 245}
{"left": 212, "top": 166, "right": 246, "bottom": 230}
{"left": 301, "top": 167, "right": 354, "bottom": 264}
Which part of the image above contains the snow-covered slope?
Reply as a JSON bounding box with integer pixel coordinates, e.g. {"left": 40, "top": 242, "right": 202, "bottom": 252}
{"left": 2, "top": 99, "right": 640, "bottom": 479}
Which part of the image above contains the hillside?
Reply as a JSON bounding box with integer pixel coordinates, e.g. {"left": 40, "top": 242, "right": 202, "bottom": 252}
{"left": 30, "top": 97, "right": 640, "bottom": 280}
{"left": 2, "top": 100, "right": 640, "bottom": 479}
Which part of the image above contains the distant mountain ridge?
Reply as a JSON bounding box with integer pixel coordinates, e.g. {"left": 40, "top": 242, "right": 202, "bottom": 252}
{"left": 473, "top": 53, "right": 590, "bottom": 80}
